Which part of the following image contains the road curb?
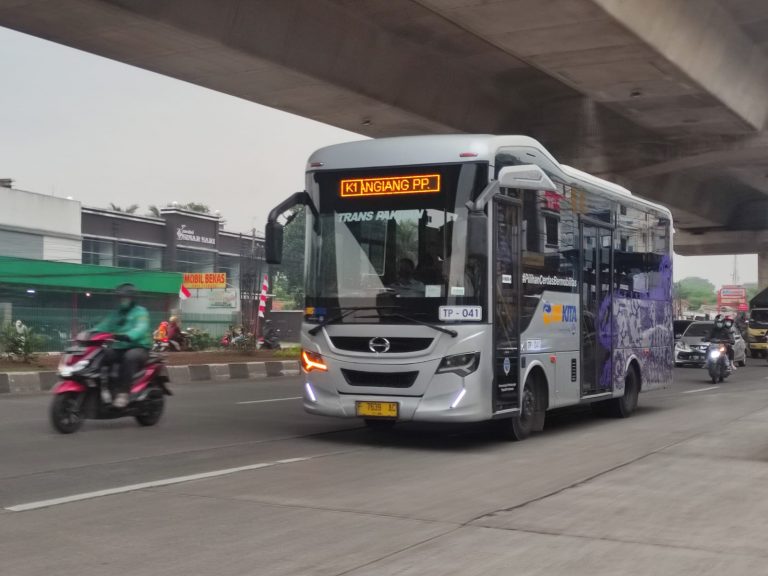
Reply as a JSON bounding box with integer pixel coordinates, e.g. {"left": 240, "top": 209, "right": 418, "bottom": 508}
{"left": 0, "top": 360, "right": 301, "bottom": 395}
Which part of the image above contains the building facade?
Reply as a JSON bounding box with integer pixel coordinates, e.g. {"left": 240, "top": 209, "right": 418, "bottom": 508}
{"left": 81, "top": 206, "right": 266, "bottom": 334}
{"left": 0, "top": 183, "right": 82, "bottom": 263}
{"left": 0, "top": 184, "right": 265, "bottom": 345}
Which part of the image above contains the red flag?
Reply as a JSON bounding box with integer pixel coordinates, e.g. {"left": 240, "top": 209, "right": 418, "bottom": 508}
{"left": 179, "top": 284, "right": 191, "bottom": 300}
{"left": 257, "top": 274, "right": 269, "bottom": 318}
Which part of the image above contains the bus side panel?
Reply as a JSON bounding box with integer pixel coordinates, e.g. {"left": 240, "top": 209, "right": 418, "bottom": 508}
{"left": 613, "top": 296, "right": 673, "bottom": 392}
{"left": 519, "top": 291, "right": 580, "bottom": 408}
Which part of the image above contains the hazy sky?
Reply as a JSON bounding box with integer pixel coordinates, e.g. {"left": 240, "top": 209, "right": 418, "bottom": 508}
{"left": 0, "top": 27, "right": 758, "bottom": 289}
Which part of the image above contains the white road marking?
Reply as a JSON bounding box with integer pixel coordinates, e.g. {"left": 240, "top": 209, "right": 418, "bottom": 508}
{"left": 5, "top": 454, "right": 319, "bottom": 512}
{"left": 237, "top": 396, "right": 302, "bottom": 405}
{"left": 682, "top": 386, "right": 720, "bottom": 394}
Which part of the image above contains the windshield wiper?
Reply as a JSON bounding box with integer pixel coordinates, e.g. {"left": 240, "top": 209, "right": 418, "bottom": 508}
{"left": 377, "top": 312, "right": 458, "bottom": 338}
{"left": 307, "top": 306, "right": 394, "bottom": 336}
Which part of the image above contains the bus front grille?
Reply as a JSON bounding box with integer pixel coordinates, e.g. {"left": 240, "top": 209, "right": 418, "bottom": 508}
{"left": 330, "top": 337, "right": 433, "bottom": 353}
{"left": 341, "top": 369, "right": 419, "bottom": 388}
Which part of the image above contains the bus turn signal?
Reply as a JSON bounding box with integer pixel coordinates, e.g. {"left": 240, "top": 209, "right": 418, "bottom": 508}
{"left": 301, "top": 349, "right": 328, "bottom": 372}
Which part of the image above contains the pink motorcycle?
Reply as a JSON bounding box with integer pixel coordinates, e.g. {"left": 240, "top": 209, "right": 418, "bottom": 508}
{"left": 50, "top": 331, "right": 171, "bottom": 434}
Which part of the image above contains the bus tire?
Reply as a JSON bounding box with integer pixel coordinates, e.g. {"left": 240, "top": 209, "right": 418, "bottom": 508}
{"left": 497, "top": 378, "right": 541, "bottom": 441}
{"left": 606, "top": 366, "right": 640, "bottom": 418}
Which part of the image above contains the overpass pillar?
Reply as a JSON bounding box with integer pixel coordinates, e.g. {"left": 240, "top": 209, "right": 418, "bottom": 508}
{"left": 759, "top": 252, "right": 768, "bottom": 293}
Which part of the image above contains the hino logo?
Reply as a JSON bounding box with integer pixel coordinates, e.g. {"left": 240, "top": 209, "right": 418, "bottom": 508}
{"left": 368, "top": 337, "right": 391, "bottom": 353}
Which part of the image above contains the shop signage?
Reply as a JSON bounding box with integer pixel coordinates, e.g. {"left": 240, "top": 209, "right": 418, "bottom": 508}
{"left": 718, "top": 284, "right": 747, "bottom": 311}
{"left": 176, "top": 223, "right": 216, "bottom": 246}
{"left": 183, "top": 272, "right": 227, "bottom": 289}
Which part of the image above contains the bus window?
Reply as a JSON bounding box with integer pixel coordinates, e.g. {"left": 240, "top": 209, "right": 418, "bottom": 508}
{"left": 646, "top": 215, "right": 671, "bottom": 300}
{"left": 519, "top": 188, "right": 578, "bottom": 332}
{"left": 615, "top": 204, "right": 650, "bottom": 297}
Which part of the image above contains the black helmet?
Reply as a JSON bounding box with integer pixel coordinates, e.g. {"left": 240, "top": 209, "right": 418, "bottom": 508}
{"left": 116, "top": 283, "right": 137, "bottom": 299}
{"left": 714, "top": 314, "right": 724, "bottom": 328}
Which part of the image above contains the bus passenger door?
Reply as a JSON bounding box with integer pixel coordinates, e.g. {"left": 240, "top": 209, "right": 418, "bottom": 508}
{"left": 580, "top": 222, "right": 613, "bottom": 397}
{"left": 493, "top": 196, "right": 521, "bottom": 412}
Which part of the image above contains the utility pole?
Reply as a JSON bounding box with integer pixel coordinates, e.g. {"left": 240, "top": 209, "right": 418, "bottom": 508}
{"left": 732, "top": 255, "right": 739, "bottom": 285}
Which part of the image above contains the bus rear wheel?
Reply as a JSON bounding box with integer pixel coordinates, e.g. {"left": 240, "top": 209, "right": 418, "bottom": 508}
{"left": 604, "top": 367, "right": 639, "bottom": 418}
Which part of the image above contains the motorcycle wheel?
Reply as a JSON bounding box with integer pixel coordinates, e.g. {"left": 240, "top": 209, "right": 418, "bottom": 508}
{"left": 135, "top": 394, "right": 165, "bottom": 427}
{"left": 709, "top": 366, "right": 718, "bottom": 384}
{"left": 50, "top": 392, "right": 84, "bottom": 434}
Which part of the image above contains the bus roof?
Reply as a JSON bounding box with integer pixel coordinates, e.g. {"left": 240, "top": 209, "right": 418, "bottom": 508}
{"left": 307, "top": 134, "right": 671, "bottom": 217}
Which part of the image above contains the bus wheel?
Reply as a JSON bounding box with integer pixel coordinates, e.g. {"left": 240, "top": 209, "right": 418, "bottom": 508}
{"left": 606, "top": 367, "right": 640, "bottom": 418}
{"left": 497, "top": 381, "right": 539, "bottom": 441}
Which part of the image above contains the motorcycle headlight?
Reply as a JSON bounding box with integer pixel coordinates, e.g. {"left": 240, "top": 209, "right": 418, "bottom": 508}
{"left": 59, "top": 359, "right": 90, "bottom": 377}
{"left": 436, "top": 352, "right": 480, "bottom": 376}
{"left": 709, "top": 350, "right": 721, "bottom": 359}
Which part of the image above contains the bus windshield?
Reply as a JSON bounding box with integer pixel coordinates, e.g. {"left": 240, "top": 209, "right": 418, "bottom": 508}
{"left": 750, "top": 309, "right": 768, "bottom": 326}
{"left": 305, "top": 163, "right": 488, "bottom": 323}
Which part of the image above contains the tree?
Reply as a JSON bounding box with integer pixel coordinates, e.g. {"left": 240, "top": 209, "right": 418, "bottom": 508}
{"left": 147, "top": 205, "right": 162, "bottom": 218}
{"left": 181, "top": 202, "right": 211, "bottom": 214}
{"left": 676, "top": 277, "right": 716, "bottom": 310}
{"left": 109, "top": 203, "right": 139, "bottom": 214}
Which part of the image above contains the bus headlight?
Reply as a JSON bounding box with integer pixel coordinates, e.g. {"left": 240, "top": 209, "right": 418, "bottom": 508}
{"left": 437, "top": 352, "right": 480, "bottom": 376}
{"left": 301, "top": 349, "right": 328, "bottom": 372}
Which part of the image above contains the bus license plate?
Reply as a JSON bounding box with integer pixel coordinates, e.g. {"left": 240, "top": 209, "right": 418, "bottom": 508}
{"left": 356, "top": 401, "right": 398, "bottom": 418}
{"left": 439, "top": 306, "right": 482, "bottom": 321}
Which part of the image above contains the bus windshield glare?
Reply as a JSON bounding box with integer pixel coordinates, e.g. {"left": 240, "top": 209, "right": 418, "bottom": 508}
{"left": 305, "top": 163, "right": 488, "bottom": 323}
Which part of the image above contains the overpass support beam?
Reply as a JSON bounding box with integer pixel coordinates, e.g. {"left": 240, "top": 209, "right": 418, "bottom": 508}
{"left": 592, "top": 0, "right": 768, "bottom": 131}
{"left": 760, "top": 252, "right": 768, "bottom": 293}
{"left": 675, "top": 229, "right": 768, "bottom": 256}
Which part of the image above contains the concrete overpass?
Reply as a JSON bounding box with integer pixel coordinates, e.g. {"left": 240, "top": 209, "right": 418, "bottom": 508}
{"left": 1, "top": 0, "right": 766, "bottom": 285}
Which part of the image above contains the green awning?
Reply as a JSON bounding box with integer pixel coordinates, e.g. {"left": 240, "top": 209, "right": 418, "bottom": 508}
{"left": 0, "top": 256, "right": 182, "bottom": 295}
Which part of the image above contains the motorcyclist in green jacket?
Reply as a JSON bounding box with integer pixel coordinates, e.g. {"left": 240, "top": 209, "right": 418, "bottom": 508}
{"left": 94, "top": 283, "right": 152, "bottom": 408}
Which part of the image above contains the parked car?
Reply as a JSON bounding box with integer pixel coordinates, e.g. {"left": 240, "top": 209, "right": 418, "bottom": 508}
{"left": 675, "top": 320, "right": 747, "bottom": 367}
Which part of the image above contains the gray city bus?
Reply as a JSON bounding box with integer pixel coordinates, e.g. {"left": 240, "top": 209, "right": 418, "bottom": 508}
{"left": 266, "top": 135, "right": 673, "bottom": 440}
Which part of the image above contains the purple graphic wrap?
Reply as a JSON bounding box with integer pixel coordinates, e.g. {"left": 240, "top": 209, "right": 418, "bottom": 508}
{"left": 598, "top": 293, "right": 613, "bottom": 390}
{"left": 612, "top": 256, "right": 673, "bottom": 392}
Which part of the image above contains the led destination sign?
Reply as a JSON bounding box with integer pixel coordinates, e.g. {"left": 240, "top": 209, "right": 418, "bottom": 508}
{"left": 340, "top": 174, "right": 441, "bottom": 197}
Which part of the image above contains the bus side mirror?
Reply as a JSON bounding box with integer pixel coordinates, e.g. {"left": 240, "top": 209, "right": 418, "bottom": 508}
{"left": 265, "top": 221, "right": 284, "bottom": 265}
{"left": 498, "top": 164, "right": 557, "bottom": 191}
{"left": 264, "top": 190, "right": 317, "bottom": 265}
{"left": 466, "top": 211, "right": 487, "bottom": 258}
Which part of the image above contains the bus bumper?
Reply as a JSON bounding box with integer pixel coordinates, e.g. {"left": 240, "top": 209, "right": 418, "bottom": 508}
{"left": 302, "top": 369, "right": 491, "bottom": 423}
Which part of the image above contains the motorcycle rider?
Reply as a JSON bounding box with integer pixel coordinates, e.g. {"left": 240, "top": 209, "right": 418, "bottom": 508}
{"left": 93, "top": 283, "right": 152, "bottom": 408}
{"left": 708, "top": 314, "right": 736, "bottom": 371}
{"left": 167, "top": 316, "right": 185, "bottom": 351}
{"left": 153, "top": 320, "right": 169, "bottom": 343}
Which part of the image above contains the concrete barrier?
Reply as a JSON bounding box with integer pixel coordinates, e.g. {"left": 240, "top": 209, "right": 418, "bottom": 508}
{"left": 228, "top": 363, "right": 250, "bottom": 379}
{"left": 209, "top": 364, "right": 230, "bottom": 381}
{"left": 247, "top": 362, "right": 268, "bottom": 378}
{"left": 188, "top": 364, "right": 212, "bottom": 381}
{"left": 166, "top": 366, "right": 190, "bottom": 383}
{"left": 8, "top": 372, "right": 42, "bottom": 394}
{"left": 0, "top": 360, "right": 302, "bottom": 395}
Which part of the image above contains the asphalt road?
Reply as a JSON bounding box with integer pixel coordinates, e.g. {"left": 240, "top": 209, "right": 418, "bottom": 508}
{"left": 2, "top": 364, "right": 768, "bottom": 575}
